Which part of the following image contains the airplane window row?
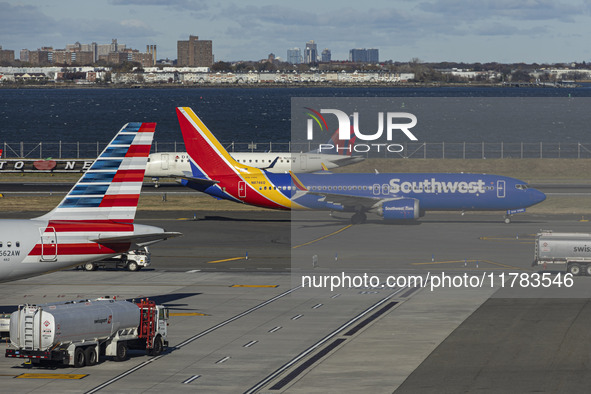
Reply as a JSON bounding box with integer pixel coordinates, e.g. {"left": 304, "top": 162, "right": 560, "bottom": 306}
{"left": 309, "top": 185, "right": 368, "bottom": 191}
{"left": 254, "top": 184, "right": 502, "bottom": 193}
{"left": 260, "top": 186, "right": 292, "bottom": 191}
{"left": 238, "top": 159, "right": 294, "bottom": 164}
{"left": 0, "top": 241, "right": 20, "bottom": 247}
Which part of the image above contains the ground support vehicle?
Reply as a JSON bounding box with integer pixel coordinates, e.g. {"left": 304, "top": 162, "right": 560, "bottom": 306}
{"left": 5, "top": 297, "right": 168, "bottom": 367}
{"left": 80, "top": 247, "right": 150, "bottom": 272}
{"left": 533, "top": 231, "right": 591, "bottom": 276}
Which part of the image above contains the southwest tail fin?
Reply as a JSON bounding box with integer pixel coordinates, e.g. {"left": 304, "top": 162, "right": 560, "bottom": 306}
{"left": 176, "top": 107, "right": 248, "bottom": 178}
{"left": 36, "top": 122, "right": 156, "bottom": 222}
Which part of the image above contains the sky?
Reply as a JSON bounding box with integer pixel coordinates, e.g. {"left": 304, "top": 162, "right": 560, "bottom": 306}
{"left": 1, "top": 0, "right": 590, "bottom": 64}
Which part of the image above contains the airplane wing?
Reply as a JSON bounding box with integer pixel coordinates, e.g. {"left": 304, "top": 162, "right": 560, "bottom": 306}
{"left": 91, "top": 232, "right": 183, "bottom": 247}
{"left": 305, "top": 191, "right": 383, "bottom": 210}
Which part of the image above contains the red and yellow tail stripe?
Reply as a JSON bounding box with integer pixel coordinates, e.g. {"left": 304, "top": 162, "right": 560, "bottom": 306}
{"left": 178, "top": 107, "right": 300, "bottom": 210}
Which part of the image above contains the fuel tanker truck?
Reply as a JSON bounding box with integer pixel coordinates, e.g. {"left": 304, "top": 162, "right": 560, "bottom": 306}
{"left": 5, "top": 297, "right": 168, "bottom": 367}
{"left": 533, "top": 230, "right": 591, "bottom": 276}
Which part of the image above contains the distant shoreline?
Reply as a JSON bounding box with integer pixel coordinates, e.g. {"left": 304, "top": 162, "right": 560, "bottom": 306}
{"left": 0, "top": 82, "right": 553, "bottom": 89}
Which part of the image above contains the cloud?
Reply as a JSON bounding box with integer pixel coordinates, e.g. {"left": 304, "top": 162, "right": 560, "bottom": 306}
{"left": 213, "top": 3, "right": 430, "bottom": 59}
{"left": 120, "top": 19, "right": 151, "bottom": 29}
{"left": 418, "top": 0, "right": 583, "bottom": 23}
{"left": 0, "top": 2, "right": 57, "bottom": 38}
{"left": 109, "top": 0, "right": 209, "bottom": 12}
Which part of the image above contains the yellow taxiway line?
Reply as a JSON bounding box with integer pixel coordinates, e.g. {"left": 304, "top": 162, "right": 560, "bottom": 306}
{"left": 292, "top": 224, "right": 352, "bottom": 249}
{"left": 206, "top": 256, "right": 246, "bottom": 264}
{"left": 16, "top": 373, "right": 87, "bottom": 379}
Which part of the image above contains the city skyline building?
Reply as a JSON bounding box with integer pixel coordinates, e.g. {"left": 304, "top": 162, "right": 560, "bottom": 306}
{"left": 14, "top": 38, "right": 154, "bottom": 67}
{"left": 177, "top": 35, "right": 213, "bottom": 67}
{"left": 321, "top": 48, "right": 331, "bottom": 62}
{"left": 0, "top": 46, "right": 15, "bottom": 63}
{"left": 349, "top": 48, "right": 379, "bottom": 63}
{"left": 287, "top": 48, "right": 301, "bottom": 64}
{"left": 305, "top": 40, "right": 317, "bottom": 64}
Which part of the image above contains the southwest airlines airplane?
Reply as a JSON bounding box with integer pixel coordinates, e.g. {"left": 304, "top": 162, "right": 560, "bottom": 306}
{"left": 176, "top": 107, "right": 546, "bottom": 224}
{"left": 0, "top": 122, "right": 180, "bottom": 282}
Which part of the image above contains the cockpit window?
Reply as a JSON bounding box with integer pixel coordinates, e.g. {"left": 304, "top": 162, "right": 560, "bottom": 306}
{"left": 515, "top": 184, "right": 528, "bottom": 190}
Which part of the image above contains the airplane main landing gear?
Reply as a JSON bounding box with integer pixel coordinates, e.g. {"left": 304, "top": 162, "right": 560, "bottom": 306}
{"left": 504, "top": 215, "right": 512, "bottom": 224}
{"left": 351, "top": 212, "right": 367, "bottom": 225}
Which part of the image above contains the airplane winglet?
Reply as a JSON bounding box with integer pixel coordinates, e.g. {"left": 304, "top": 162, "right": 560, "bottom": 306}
{"left": 262, "top": 156, "right": 280, "bottom": 170}
{"left": 321, "top": 162, "right": 328, "bottom": 171}
{"left": 289, "top": 171, "right": 308, "bottom": 191}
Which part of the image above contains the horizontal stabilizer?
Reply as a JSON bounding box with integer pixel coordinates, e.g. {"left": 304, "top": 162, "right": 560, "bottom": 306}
{"left": 329, "top": 156, "right": 365, "bottom": 167}
{"left": 91, "top": 232, "right": 182, "bottom": 247}
{"left": 178, "top": 172, "right": 220, "bottom": 188}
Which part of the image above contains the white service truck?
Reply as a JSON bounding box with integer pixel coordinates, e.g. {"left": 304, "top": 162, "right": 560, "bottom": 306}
{"left": 5, "top": 297, "right": 168, "bottom": 367}
{"left": 80, "top": 247, "right": 150, "bottom": 272}
{"left": 533, "top": 230, "right": 591, "bottom": 276}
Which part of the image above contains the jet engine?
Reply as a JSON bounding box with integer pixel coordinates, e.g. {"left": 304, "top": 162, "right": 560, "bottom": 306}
{"left": 377, "top": 198, "right": 420, "bottom": 220}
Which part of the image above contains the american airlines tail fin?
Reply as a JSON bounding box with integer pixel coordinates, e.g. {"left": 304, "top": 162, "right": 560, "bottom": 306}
{"left": 177, "top": 107, "right": 251, "bottom": 178}
{"left": 36, "top": 122, "right": 156, "bottom": 222}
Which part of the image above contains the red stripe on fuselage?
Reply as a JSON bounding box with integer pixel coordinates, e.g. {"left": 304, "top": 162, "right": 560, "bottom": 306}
{"left": 29, "top": 242, "right": 132, "bottom": 256}
{"left": 46, "top": 220, "right": 134, "bottom": 232}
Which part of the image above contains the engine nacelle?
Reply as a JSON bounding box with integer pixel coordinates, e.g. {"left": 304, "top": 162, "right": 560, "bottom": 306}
{"left": 377, "top": 198, "right": 419, "bottom": 220}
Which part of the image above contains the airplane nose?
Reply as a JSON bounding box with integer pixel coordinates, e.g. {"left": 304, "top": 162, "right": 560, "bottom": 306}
{"left": 529, "top": 188, "right": 546, "bottom": 205}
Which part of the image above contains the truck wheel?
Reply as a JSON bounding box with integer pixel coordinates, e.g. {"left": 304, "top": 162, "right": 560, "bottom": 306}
{"left": 127, "top": 261, "right": 139, "bottom": 271}
{"left": 84, "top": 262, "right": 97, "bottom": 271}
{"left": 74, "top": 347, "right": 86, "bottom": 368}
{"left": 115, "top": 342, "right": 128, "bottom": 361}
{"left": 568, "top": 263, "right": 581, "bottom": 276}
{"left": 84, "top": 347, "right": 97, "bottom": 366}
{"left": 149, "top": 335, "right": 163, "bottom": 356}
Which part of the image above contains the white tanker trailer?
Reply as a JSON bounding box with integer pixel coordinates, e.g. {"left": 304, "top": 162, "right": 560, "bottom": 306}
{"left": 5, "top": 297, "right": 168, "bottom": 367}
{"left": 533, "top": 231, "right": 591, "bottom": 276}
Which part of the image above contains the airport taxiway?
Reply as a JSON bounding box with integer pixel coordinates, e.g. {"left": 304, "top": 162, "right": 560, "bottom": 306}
{"left": 1, "top": 210, "right": 591, "bottom": 392}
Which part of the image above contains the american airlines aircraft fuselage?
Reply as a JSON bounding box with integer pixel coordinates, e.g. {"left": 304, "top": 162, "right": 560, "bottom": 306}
{"left": 0, "top": 219, "right": 162, "bottom": 282}
{"left": 0, "top": 122, "right": 180, "bottom": 283}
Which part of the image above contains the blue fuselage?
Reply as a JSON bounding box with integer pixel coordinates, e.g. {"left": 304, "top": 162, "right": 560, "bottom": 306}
{"left": 182, "top": 168, "right": 546, "bottom": 214}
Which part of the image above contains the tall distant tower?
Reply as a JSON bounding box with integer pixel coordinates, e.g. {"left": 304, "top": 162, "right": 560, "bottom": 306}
{"left": 287, "top": 48, "right": 301, "bottom": 64}
{"left": 177, "top": 35, "right": 213, "bottom": 67}
{"left": 147, "top": 45, "right": 157, "bottom": 65}
{"left": 305, "top": 40, "right": 318, "bottom": 64}
{"left": 321, "top": 49, "right": 331, "bottom": 62}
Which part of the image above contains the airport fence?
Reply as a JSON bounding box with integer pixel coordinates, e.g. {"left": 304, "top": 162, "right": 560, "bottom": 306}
{"left": 2, "top": 141, "right": 591, "bottom": 160}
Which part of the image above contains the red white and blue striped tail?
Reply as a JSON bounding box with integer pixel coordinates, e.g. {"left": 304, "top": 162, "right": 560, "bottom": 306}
{"left": 36, "top": 122, "right": 156, "bottom": 222}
